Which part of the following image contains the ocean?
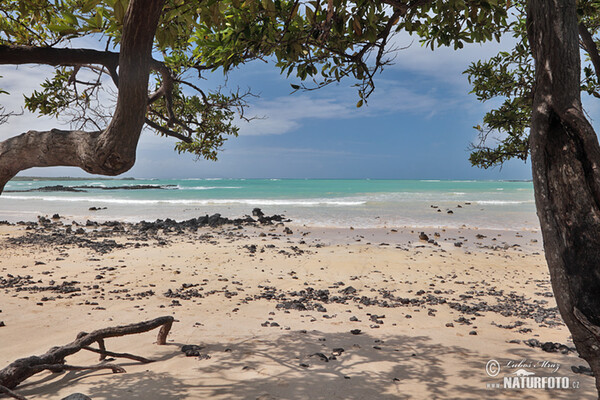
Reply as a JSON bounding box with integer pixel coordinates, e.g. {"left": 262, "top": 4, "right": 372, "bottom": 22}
{"left": 0, "top": 178, "right": 538, "bottom": 230}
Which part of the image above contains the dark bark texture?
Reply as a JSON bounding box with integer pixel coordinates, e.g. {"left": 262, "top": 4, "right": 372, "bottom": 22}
{"left": 528, "top": 0, "right": 600, "bottom": 393}
{"left": 0, "top": 0, "right": 166, "bottom": 192}
{"left": 0, "top": 316, "right": 174, "bottom": 395}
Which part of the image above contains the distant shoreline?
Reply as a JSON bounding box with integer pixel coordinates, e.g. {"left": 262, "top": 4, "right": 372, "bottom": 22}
{"left": 11, "top": 176, "right": 137, "bottom": 181}
{"left": 10, "top": 176, "right": 534, "bottom": 182}
{"left": 1, "top": 178, "right": 539, "bottom": 230}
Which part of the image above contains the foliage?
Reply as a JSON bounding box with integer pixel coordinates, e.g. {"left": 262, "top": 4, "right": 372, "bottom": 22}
{"left": 9, "top": 0, "right": 597, "bottom": 169}
{"left": 462, "top": 0, "right": 600, "bottom": 168}
{"left": 463, "top": 3, "right": 531, "bottom": 169}
{"left": 0, "top": 0, "right": 512, "bottom": 161}
{"left": 396, "top": 0, "right": 509, "bottom": 49}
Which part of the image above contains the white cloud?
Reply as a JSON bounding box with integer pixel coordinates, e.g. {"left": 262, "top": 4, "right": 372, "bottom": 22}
{"left": 364, "top": 81, "right": 444, "bottom": 114}
{"left": 227, "top": 146, "right": 356, "bottom": 157}
{"left": 235, "top": 81, "right": 450, "bottom": 136}
{"left": 0, "top": 66, "right": 60, "bottom": 140}
{"left": 235, "top": 95, "right": 352, "bottom": 135}
{"left": 385, "top": 31, "right": 516, "bottom": 87}
{"left": 0, "top": 64, "right": 118, "bottom": 140}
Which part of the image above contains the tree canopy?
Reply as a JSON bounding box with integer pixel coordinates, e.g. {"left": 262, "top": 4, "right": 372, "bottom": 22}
{"left": 4, "top": 1, "right": 600, "bottom": 173}
{"left": 5, "top": 0, "right": 600, "bottom": 396}
{"left": 0, "top": 0, "right": 510, "bottom": 164}
{"left": 464, "top": 0, "right": 600, "bottom": 169}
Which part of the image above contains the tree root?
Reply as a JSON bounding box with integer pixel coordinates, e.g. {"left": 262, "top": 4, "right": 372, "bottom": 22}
{"left": 0, "top": 385, "right": 27, "bottom": 400}
{"left": 0, "top": 316, "right": 174, "bottom": 399}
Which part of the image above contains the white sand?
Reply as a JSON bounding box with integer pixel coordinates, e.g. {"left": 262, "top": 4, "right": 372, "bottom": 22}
{"left": 0, "top": 223, "right": 595, "bottom": 399}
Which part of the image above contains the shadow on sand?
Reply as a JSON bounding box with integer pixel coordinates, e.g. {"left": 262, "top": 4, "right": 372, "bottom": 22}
{"left": 11, "top": 330, "right": 597, "bottom": 399}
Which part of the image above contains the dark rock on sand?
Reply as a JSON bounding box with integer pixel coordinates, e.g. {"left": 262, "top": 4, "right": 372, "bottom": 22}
{"left": 525, "top": 339, "right": 576, "bottom": 354}
{"left": 257, "top": 214, "right": 286, "bottom": 224}
{"left": 208, "top": 213, "right": 223, "bottom": 227}
{"left": 310, "top": 352, "right": 329, "bottom": 362}
{"left": 340, "top": 286, "right": 357, "bottom": 295}
{"left": 571, "top": 365, "right": 594, "bottom": 376}
{"left": 4, "top": 210, "right": 291, "bottom": 254}
{"left": 181, "top": 344, "right": 205, "bottom": 356}
{"left": 61, "top": 394, "right": 93, "bottom": 400}
{"left": 37, "top": 216, "right": 51, "bottom": 225}
{"left": 250, "top": 281, "right": 561, "bottom": 329}
{"left": 332, "top": 348, "right": 344, "bottom": 356}
{"left": 370, "top": 314, "right": 385, "bottom": 324}
{"left": 276, "top": 300, "right": 307, "bottom": 311}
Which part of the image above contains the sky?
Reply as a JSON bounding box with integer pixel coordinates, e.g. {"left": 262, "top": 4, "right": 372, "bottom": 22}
{"left": 0, "top": 31, "right": 560, "bottom": 180}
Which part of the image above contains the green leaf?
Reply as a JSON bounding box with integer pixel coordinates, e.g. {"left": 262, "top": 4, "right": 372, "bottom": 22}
{"left": 114, "top": 0, "right": 125, "bottom": 23}
{"left": 63, "top": 12, "right": 78, "bottom": 26}
{"left": 94, "top": 11, "right": 103, "bottom": 28}
{"left": 82, "top": 0, "right": 100, "bottom": 13}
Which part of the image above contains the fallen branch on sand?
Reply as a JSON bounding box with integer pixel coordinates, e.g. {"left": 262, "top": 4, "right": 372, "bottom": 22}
{"left": 0, "top": 316, "right": 174, "bottom": 400}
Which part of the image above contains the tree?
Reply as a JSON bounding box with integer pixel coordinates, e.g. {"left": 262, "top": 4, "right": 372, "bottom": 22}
{"left": 0, "top": 0, "right": 507, "bottom": 191}
{"left": 463, "top": 0, "right": 600, "bottom": 170}
{"left": 459, "top": 0, "right": 600, "bottom": 393}
{"left": 0, "top": 0, "right": 405, "bottom": 189}
{"left": 528, "top": 0, "right": 600, "bottom": 393}
{"left": 3, "top": 0, "right": 600, "bottom": 396}
{"left": 385, "top": 0, "right": 600, "bottom": 391}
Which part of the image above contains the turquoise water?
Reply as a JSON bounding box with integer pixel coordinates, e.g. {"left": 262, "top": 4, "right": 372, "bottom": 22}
{"left": 0, "top": 179, "right": 538, "bottom": 229}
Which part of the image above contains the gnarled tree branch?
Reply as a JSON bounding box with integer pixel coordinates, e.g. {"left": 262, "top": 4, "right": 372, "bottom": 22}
{"left": 0, "top": 0, "right": 166, "bottom": 193}
{"left": 145, "top": 117, "right": 193, "bottom": 143}
{"left": 0, "top": 45, "right": 119, "bottom": 70}
{"left": 0, "top": 316, "right": 174, "bottom": 395}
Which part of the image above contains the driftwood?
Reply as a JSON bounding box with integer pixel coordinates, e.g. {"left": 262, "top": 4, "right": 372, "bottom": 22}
{"left": 0, "top": 316, "right": 174, "bottom": 399}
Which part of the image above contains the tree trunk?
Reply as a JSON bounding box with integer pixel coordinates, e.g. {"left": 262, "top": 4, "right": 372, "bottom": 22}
{"left": 0, "top": 0, "right": 165, "bottom": 192}
{"left": 528, "top": 0, "right": 600, "bottom": 394}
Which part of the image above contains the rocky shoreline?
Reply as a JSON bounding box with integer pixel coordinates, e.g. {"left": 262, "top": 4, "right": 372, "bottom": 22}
{"left": 1, "top": 208, "right": 288, "bottom": 254}
{"left": 4, "top": 184, "right": 178, "bottom": 192}
{"left": 0, "top": 213, "right": 596, "bottom": 399}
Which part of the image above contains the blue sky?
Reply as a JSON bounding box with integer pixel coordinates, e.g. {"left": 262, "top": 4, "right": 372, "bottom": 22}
{"left": 0, "top": 32, "right": 545, "bottom": 179}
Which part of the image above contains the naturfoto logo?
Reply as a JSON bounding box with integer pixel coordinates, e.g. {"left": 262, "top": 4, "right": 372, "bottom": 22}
{"left": 485, "top": 359, "right": 580, "bottom": 390}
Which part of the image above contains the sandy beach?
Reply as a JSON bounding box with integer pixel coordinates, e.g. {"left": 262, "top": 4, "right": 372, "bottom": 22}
{"left": 0, "top": 216, "right": 596, "bottom": 399}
